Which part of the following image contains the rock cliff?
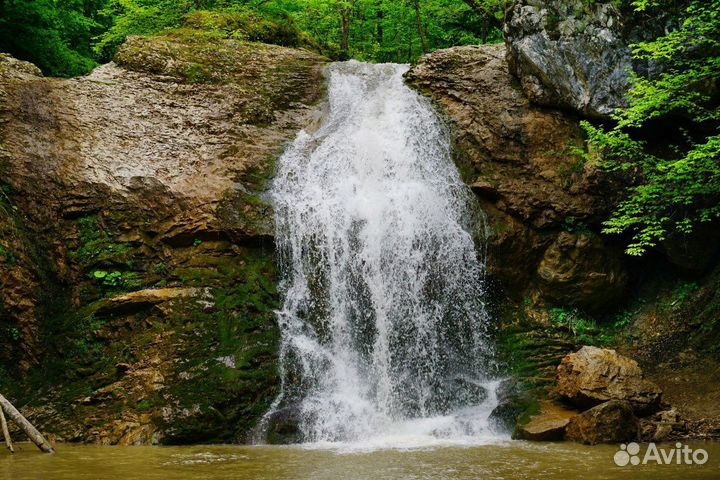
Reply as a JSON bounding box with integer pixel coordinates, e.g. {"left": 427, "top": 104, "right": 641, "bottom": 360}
{"left": 0, "top": 33, "right": 326, "bottom": 444}
{"left": 504, "top": 0, "right": 678, "bottom": 118}
{"left": 1, "top": 1, "right": 718, "bottom": 446}
{"left": 406, "top": 44, "right": 628, "bottom": 308}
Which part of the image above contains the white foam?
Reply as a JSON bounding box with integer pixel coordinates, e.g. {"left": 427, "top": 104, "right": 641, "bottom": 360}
{"left": 262, "top": 60, "right": 500, "bottom": 448}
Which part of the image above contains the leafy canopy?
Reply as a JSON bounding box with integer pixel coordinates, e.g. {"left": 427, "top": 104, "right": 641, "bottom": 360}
{"left": 585, "top": 0, "right": 720, "bottom": 256}
{"left": 0, "top": 0, "right": 504, "bottom": 77}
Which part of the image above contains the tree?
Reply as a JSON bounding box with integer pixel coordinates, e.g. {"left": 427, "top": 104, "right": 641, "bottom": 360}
{"left": 0, "top": 0, "right": 106, "bottom": 76}
{"left": 585, "top": 0, "right": 720, "bottom": 256}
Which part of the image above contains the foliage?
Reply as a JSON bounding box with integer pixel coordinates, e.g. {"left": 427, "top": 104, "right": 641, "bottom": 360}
{"left": 0, "top": 0, "right": 504, "bottom": 76}
{"left": 71, "top": 215, "right": 133, "bottom": 269}
{"left": 92, "top": 269, "right": 135, "bottom": 287}
{"left": 585, "top": 0, "right": 720, "bottom": 256}
{"left": 0, "top": 0, "right": 110, "bottom": 76}
{"left": 548, "top": 308, "right": 632, "bottom": 347}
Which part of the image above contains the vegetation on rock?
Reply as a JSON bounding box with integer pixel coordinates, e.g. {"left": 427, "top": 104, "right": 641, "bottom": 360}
{"left": 585, "top": 0, "right": 720, "bottom": 256}
{"left": 0, "top": 0, "right": 504, "bottom": 77}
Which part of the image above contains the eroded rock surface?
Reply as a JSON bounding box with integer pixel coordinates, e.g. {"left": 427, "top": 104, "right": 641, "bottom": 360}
{"left": 557, "top": 346, "right": 662, "bottom": 414}
{"left": 0, "top": 34, "right": 326, "bottom": 444}
{"left": 565, "top": 400, "right": 638, "bottom": 444}
{"left": 516, "top": 401, "right": 577, "bottom": 441}
{"left": 406, "top": 44, "right": 626, "bottom": 303}
{"left": 537, "top": 231, "right": 627, "bottom": 309}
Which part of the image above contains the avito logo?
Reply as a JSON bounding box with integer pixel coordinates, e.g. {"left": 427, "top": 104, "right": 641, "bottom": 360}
{"left": 614, "top": 442, "right": 709, "bottom": 466}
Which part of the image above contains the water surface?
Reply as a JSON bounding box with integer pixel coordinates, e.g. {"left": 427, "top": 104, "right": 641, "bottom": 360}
{"left": 1, "top": 442, "right": 718, "bottom": 479}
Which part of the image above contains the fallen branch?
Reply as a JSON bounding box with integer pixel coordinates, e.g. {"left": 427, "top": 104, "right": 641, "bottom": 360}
{"left": 0, "top": 405, "right": 13, "bottom": 453}
{"left": 0, "top": 394, "right": 53, "bottom": 453}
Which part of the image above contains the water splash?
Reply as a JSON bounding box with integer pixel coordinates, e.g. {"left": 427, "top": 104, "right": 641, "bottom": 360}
{"left": 263, "top": 61, "right": 499, "bottom": 449}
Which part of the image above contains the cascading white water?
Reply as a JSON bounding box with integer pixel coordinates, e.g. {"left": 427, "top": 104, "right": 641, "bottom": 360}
{"left": 264, "top": 61, "right": 500, "bottom": 450}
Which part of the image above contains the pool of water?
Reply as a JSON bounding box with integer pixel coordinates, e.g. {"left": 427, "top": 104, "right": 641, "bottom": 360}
{"left": 1, "top": 441, "right": 718, "bottom": 479}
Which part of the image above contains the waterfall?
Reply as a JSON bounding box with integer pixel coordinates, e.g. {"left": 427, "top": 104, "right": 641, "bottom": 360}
{"left": 263, "top": 61, "right": 499, "bottom": 449}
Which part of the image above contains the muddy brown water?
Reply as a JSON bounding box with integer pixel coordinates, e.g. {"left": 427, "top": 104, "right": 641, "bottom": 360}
{"left": 1, "top": 441, "right": 719, "bottom": 479}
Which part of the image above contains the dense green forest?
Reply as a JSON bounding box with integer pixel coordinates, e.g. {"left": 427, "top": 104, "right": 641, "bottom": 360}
{"left": 0, "top": 0, "right": 503, "bottom": 76}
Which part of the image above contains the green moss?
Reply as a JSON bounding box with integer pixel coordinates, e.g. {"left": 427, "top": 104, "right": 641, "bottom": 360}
{"left": 182, "top": 10, "right": 311, "bottom": 49}
{"left": 514, "top": 398, "right": 541, "bottom": 429}
{"left": 159, "top": 250, "right": 280, "bottom": 443}
{"left": 71, "top": 215, "right": 133, "bottom": 269}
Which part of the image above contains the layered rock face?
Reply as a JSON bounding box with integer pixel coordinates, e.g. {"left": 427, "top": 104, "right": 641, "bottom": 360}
{"left": 504, "top": 0, "right": 676, "bottom": 118}
{"left": 0, "top": 34, "right": 326, "bottom": 444}
{"left": 406, "top": 44, "right": 627, "bottom": 306}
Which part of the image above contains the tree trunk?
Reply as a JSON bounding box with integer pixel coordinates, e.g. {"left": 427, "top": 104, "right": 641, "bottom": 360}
{"left": 0, "top": 394, "right": 53, "bottom": 453}
{"left": 340, "top": 5, "right": 351, "bottom": 59}
{"left": 460, "top": 0, "right": 502, "bottom": 33}
{"left": 413, "top": 0, "right": 428, "bottom": 54}
{"left": 0, "top": 406, "right": 13, "bottom": 453}
{"left": 376, "top": 0, "right": 384, "bottom": 47}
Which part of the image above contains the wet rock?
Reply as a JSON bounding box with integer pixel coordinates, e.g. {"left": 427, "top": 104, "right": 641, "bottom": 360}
{"left": 264, "top": 406, "right": 303, "bottom": 445}
{"left": 439, "top": 377, "right": 488, "bottom": 414}
{"left": 565, "top": 400, "right": 638, "bottom": 444}
{"left": 537, "top": 231, "right": 627, "bottom": 309}
{"left": 0, "top": 32, "right": 326, "bottom": 445}
{"left": 406, "top": 45, "right": 624, "bottom": 298}
{"left": 517, "top": 401, "right": 577, "bottom": 441}
{"left": 557, "top": 346, "right": 662, "bottom": 414}
{"left": 639, "top": 408, "right": 687, "bottom": 442}
{"left": 489, "top": 378, "right": 537, "bottom": 435}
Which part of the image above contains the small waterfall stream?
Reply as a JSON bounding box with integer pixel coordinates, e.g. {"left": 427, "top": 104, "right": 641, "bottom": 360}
{"left": 263, "top": 61, "right": 500, "bottom": 449}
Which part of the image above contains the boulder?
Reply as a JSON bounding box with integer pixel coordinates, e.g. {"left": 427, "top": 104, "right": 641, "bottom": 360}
{"left": 537, "top": 231, "right": 628, "bottom": 309}
{"left": 504, "top": 0, "right": 678, "bottom": 118}
{"left": 639, "top": 408, "right": 687, "bottom": 442}
{"left": 264, "top": 406, "right": 303, "bottom": 444}
{"left": 505, "top": 0, "right": 631, "bottom": 118}
{"left": 557, "top": 346, "right": 662, "bottom": 414}
{"left": 516, "top": 401, "right": 577, "bottom": 441}
{"left": 489, "top": 378, "right": 533, "bottom": 434}
{"left": 565, "top": 400, "right": 638, "bottom": 444}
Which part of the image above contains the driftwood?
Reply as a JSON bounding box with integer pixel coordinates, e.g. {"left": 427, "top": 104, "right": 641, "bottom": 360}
{"left": 0, "top": 393, "right": 54, "bottom": 453}
{"left": 0, "top": 405, "right": 13, "bottom": 453}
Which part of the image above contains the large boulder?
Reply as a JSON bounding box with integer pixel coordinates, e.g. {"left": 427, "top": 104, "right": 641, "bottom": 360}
{"left": 516, "top": 401, "right": 577, "bottom": 441}
{"left": 565, "top": 400, "right": 638, "bottom": 444}
{"left": 537, "top": 231, "right": 627, "bottom": 309}
{"left": 557, "top": 346, "right": 662, "bottom": 414}
{"left": 504, "top": 0, "right": 677, "bottom": 118}
{"left": 263, "top": 405, "right": 303, "bottom": 444}
{"left": 505, "top": 0, "right": 630, "bottom": 118}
